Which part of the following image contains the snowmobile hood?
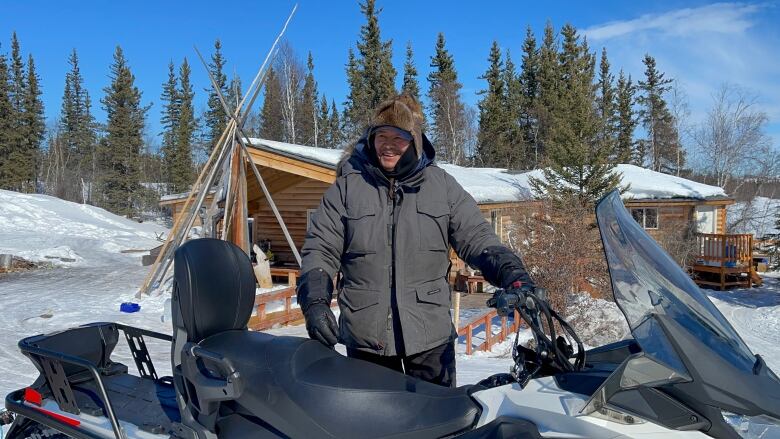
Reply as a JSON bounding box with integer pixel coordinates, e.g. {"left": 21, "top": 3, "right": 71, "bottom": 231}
{"left": 596, "top": 190, "right": 780, "bottom": 429}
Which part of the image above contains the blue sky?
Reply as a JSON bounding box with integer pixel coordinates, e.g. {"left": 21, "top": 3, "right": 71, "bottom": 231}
{"left": 2, "top": 0, "right": 779, "bottom": 150}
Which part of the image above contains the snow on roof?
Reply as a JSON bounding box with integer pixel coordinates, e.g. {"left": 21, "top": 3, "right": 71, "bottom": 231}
{"left": 247, "top": 138, "right": 342, "bottom": 167}
{"left": 521, "top": 164, "right": 727, "bottom": 201}
{"left": 212, "top": 140, "right": 730, "bottom": 203}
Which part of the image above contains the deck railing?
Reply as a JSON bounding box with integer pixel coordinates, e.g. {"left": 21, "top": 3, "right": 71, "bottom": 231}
{"left": 457, "top": 309, "right": 522, "bottom": 355}
{"left": 694, "top": 233, "right": 753, "bottom": 267}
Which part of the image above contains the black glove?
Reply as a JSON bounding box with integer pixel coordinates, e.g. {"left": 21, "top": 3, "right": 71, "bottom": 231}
{"left": 487, "top": 289, "right": 521, "bottom": 317}
{"left": 304, "top": 302, "right": 339, "bottom": 347}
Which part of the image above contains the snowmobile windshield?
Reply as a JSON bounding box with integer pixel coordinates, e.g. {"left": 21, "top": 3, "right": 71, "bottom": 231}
{"left": 596, "top": 191, "right": 757, "bottom": 374}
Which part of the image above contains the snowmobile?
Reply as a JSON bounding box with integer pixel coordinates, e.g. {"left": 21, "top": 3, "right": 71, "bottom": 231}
{"left": 3, "top": 190, "right": 780, "bottom": 439}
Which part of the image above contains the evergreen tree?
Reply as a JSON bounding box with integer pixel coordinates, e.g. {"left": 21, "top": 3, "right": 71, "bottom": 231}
{"left": 596, "top": 48, "right": 617, "bottom": 159}
{"left": 172, "top": 58, "right": 196, "bottom": 193}
{"left": 5, "top": 32, "right": 28, "bottom": 191}
{"left": 343, "top": 48, "right": 364, "bottom": 138}
{"left": 226, "top": 74, "right": 242, "bottom": 114}
{"left": 204, "top": 39, "right": 227, "bottom": 153}
{"left": 160, "top": 61, "right": 179, "bottom": 187}
{"left": 0, "top": 47, "right": 12, "bottom": 189}
{"left": 299, "top": 52, "right": 318, "bottom": 145}
{"left": 316, "top": 94, "right": 330, "bottom": 147}
{"left": 615, "top": 70, "right": 636, "bottom": 163}
{"left": 59, "top": 49, "right": 97, "bottom": 201}
{"left": 534, "top": 21, "right": 559, "bottom": 168}
{"left": 344, "top": 0, "right": 396, "bottom": 137}
{"left": 530, "top": 24, "right": 621, "bottom": 206}
{"left": 519, "top": 26, "right": 539, "bottom": 169}
{"left": 329, "top": 99, "right": 343, "bottom": 147}
{"left": 503, "top": 49, "right": 524, "bottom": 168}
{"left": 20, "top": 54, "right": 44, "bottom": 192}
{"left": 259, "top": 67, "right": 284, "bottom": 141}
{"left": 476, "top": 41, "right": 506, "bottom": 167}
{"left": 98, "top": 46, "right": 147, "bottom": 216}
{"left": 401, "top": 42, "right": 420, "bottom": 101}
{"left": 427, "top": 33, "right": 467, "bottom": 164}
{"left": 637, "top": 54, "right": 681, "bottom": 173}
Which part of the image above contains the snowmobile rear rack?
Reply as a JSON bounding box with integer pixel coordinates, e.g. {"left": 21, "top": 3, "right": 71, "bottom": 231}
{"left": 8, "top": 322, "right": 173, "bottom": 439}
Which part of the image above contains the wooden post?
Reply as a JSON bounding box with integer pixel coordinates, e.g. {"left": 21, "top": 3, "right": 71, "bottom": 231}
{"left": 466, "top": 325, "right": 473, "bottom": 355}
{"left": 483, "top": 315, "right": 491, "bottom": 352}
{"left": 453, "top": 292, "right": 461, "bottom": 330}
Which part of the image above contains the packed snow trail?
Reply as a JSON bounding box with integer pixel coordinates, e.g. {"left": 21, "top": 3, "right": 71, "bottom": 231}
{"left": 0, "top": 265, "right": 173, "bottom": 397}
{"left": 705, "top": 272, "right": 780, "bottom": 372}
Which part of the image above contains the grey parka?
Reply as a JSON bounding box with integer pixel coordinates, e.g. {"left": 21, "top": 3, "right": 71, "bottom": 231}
{"left": 298, "top": 134, "right": 529, "bottom": 356}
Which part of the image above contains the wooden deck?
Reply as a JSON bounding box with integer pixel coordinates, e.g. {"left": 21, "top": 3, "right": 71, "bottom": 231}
{"left": 691, "top": 233, "right": 761, "bottom": 290}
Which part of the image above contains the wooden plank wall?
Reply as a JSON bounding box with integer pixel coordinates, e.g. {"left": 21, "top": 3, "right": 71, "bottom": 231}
{"left": 251, "top": 179, "right": 331, "bottom": 265}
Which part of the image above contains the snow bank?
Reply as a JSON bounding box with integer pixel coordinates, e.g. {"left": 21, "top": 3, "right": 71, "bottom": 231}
{"left": 0, "top": 190, "right": 167, "bottom": 266}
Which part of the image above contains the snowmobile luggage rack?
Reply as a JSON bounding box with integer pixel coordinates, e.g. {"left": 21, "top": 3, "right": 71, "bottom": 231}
{"left": 5, "top": 322, "right": 174, "bottom": 439}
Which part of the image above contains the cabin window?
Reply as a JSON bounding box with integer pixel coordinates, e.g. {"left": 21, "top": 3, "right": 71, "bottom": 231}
{"left": 631, "top": 208, "right": 658, "bottom": 229}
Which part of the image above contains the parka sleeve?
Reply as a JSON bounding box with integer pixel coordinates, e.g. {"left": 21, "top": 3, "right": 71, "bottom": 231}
{"left": 299, "top": 179, "right": 346, "bottom": 292}
{"left": 445, "top": 172, "right": 531, "bottom": 288}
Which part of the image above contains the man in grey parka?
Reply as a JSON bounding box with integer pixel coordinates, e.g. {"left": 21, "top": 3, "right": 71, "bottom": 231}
{"left": 296, "top": 94, "right": 531, "bottom": 387}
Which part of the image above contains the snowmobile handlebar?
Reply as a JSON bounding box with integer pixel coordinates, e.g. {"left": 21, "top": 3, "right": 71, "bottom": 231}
{"left": 487, "top": 286, "right": 585, "bottom": 380}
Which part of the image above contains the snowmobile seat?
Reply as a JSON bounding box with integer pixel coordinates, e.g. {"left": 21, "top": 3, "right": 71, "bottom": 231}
{"left": 172, "top": 238, "right": 481, "bottom": 438}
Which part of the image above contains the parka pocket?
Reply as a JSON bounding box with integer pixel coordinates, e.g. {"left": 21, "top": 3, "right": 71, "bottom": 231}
{"left": 416, "top": 199, "right": 449, "bottom": 252}
{"left": 344, "top": 204, "right": 377, "bottom": 255}
{"left": 338, "top": 287, "right": 382, "bottom": 350}
{"left": 415, "top": 283, "right": 454, "bottom": 346}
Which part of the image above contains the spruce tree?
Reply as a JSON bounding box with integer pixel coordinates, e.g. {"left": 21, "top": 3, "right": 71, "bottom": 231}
{"left": 299, "top": 52, "right": 318, "bottom": 146}
{"left": 160, "top": 61, "right": 179, "bottom": 188}
{"left": 343, "top": 48, "right": 364, "bottom": 137}
{"left": 0, "top": 48, "right": 12, "bottom": 189}
{"left": 204, "top": 39, "right": 228, "bottom": 153}
{"left": 98, "top": 46, "right": 147, "bottom": 216}
{"left": 530, "top": 24, "right": 621, "bottom": 206}
{"left": 615, "top": 70, "right": 636, "bottom": 163}
{"left": 476, "top": 41, "right": 506, "bottom": 167}
{"left": 401, "top": 42, "right": 420, "bottom": 101}
{"left": 534, "top": 22, "right": 559, "bottom": 168}
{"left": 316, "top": 94, "right": 330, "bottom": 147}
{"left": 21, "top": 54, "right": 44, "bottom": 192}
{"left": 172, "top": 58, "right": 196, "bottom": 193}
{"left": 596, "top": 47, "right": 617, "bottom": 159}
{"left": 503, "top": 50, "right": 524, "bottom": 169}
{"left": 259, "top": 67, "right": 284, "bottom": 141}
{"left": 5, "top": 32, "right": 27, "bottom": 191}
{"left": 59, "top": 49, "right": 97, "bottom": 201}
{"left": 226, "top": 74, "right": 242, "bottom": 114}
{"left": 329, "top": 99, "right": 343, "bottom": 147}
{"left": 637, "top": 54, "right": 681, "bottom": 173}
{"left": 519, "top": 26, "right": 539, "bottom": 169}
{"left": 344, "top": 0, "right": 396, "bottom": 137}
{"left": 427, "top": 33, "right": 467, "bottom": 164}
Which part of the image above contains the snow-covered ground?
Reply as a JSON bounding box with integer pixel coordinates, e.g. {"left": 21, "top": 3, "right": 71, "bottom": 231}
{"left": 1, "top": 189, "right": 779, "bottom": 433}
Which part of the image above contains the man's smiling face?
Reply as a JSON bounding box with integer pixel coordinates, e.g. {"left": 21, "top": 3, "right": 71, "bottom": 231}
{"left": 373, "top": 126, "right": 413, "bottom": 172}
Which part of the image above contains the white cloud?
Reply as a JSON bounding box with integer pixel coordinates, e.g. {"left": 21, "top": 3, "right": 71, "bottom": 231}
{"left": 581, "top": 2, "right": 780, "bottom": 149}
{"left": 583, "top": 3, "right": 763, "bottom": 41}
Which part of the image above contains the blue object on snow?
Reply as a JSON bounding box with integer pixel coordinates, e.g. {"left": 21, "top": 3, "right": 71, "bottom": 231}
{"left": 120, "top": 302, "right": 141, "bottom": 313}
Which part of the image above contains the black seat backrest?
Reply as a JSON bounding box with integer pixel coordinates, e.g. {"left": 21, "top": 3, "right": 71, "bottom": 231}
{"left": 173, "top": 238, "right": 256, "bottom": 344}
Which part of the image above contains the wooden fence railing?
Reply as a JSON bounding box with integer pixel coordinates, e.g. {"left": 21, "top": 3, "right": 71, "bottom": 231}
{"left": 247, "top": 287, "right": 338, "bottom": 331}
{"left": 457, "top": 309, "right": 522, "bottom": 355}
{"left": 694, "top": 233, "right": 753, "bottom": 267}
